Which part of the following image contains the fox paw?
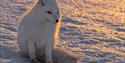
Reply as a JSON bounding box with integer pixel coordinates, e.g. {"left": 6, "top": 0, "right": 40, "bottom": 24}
{"left": 46, "top": 61, "right": 53, "bottom": 63}
{"left": 30, "top": 59, "right": 40, "bottom": 63}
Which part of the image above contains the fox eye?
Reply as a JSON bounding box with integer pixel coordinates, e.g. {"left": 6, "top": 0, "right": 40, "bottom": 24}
{"left": 47, "top": 11, "right": 52, "bottom": 14}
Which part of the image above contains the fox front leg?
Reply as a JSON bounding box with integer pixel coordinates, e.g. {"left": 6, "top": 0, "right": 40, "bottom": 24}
{"left": 27, "top": 41, "right": 40, "bottom": 63}
{"left": 45, "top": 41, "right": 53, "bottom": 63}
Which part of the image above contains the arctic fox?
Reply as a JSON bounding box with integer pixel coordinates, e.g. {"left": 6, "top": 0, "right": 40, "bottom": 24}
{"left": 17, "top": 0, "right": 81, "bottom": 63}
{"left": 17, "top": 0, "right": 61, "bottom": 63}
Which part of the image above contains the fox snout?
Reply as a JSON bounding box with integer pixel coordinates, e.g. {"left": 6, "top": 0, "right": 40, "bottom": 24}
{"left": 52, "top": 14, "right": 60, "bottom": 23}
{"left": 56, "top": 19, "right": 59, "bottom": 23}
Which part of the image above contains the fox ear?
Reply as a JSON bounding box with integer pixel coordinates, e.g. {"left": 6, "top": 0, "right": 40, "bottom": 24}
{"left": 38, "top": 0, "right": 48, "bottom": 6}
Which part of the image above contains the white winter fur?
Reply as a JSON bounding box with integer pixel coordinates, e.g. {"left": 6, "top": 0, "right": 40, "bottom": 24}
{"left": 17, "top": 0, "right": 61, "bottom": 63}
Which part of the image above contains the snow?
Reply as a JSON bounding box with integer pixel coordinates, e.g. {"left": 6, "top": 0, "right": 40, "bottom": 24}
{"left": 0, "top": 0, "right": 125, "bottom": 63}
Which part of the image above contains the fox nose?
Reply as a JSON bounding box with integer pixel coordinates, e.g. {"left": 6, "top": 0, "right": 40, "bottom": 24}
{"left": 56, "top": 19, "right": 59, "bottom": 23}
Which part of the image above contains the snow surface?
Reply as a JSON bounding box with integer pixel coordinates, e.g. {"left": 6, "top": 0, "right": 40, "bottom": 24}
{"left": 0, "top": 0, "right": 125, "bottom": 63}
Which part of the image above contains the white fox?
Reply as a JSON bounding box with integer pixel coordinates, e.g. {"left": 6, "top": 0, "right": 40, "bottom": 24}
{"left": 17, "top": 0, "right": 61, "bottom": 63}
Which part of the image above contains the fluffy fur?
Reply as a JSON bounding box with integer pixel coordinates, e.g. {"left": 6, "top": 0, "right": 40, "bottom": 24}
{"left": 52, "top": 48, "right": 81, "bottom": 63}
{"left": 37, "top": 48, "right": 81, "bottom": 63}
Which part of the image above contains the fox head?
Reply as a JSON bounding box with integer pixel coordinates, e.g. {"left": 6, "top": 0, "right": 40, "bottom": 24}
{"left": 38, "top": 0, "right": 61, "bottom": 24}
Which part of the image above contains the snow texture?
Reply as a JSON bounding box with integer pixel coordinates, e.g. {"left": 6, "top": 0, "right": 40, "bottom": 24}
{"left": 0, "top": 0, "right": 125, "bottom": 63}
